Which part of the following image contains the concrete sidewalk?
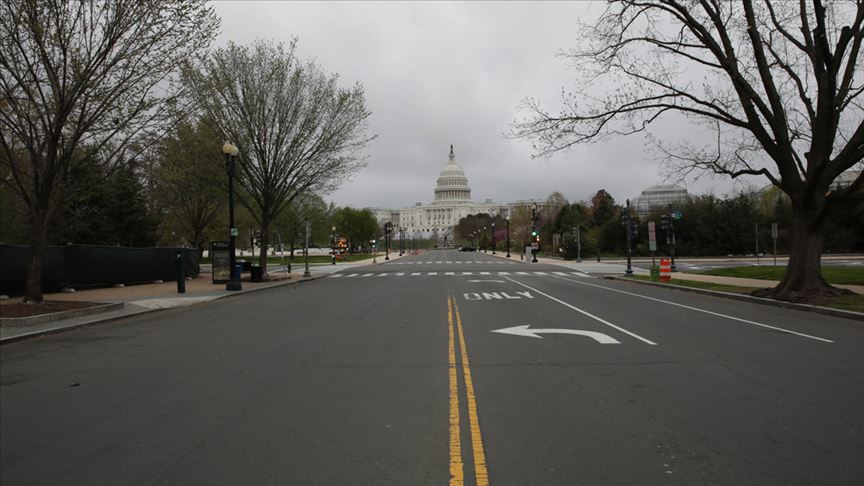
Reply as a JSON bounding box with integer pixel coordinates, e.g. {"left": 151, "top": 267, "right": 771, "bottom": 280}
{"left": 0, "top": 252, "right": 409, "bottom": 343}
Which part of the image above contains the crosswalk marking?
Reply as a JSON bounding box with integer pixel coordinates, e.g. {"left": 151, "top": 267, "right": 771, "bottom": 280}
{"left": 326, "top": 271, "right": 595, "bottom": 280}
{"left": 380, "top": 261, "right": 517, "bottom": 265}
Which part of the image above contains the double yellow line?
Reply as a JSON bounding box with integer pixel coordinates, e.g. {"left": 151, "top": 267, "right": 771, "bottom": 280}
{"left": 448, "top": 294, "right": 489, "bottom": 486}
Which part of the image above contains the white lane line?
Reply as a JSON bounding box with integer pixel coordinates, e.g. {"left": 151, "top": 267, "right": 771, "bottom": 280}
{"left": 569, "top": 272, "right": 590, "bottom": 277}
{"left": 361, "top": 273, "right": 375, "bottom": 277}
{"left": 504, "top": 277, "right": 657, "bottom": 346}
{"left": 344, "top": 273, "right": 359, "bottom": 278}
{"left": 410, "top": 272, "right": 422, "bottom": 276}
{"left": 480, "top": 272, "right": 491, "bottom": 275}
{"left": 328, "top": 274, "right": 344, "bottom": 278}
{"left": 428, "top": 272, "right": 438, "bottom": 275}
{"left": 395, "top": 272, "right": 405, "bottom": 276}
{"left": 533, "top": 271, "right": 549, "bottom": 275}
{"left": 376, "top": 273, "right": 389, "bottom": 277}
{"left": 550, "top": 276, "right": 834, "bottom": 343}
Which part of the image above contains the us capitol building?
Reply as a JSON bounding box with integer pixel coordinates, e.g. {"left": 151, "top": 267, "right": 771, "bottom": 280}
{"left": 367, "top": 145, "right": 537, "bottom": 246}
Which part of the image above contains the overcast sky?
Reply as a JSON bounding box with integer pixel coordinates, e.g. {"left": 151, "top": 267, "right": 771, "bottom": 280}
{"left": 213, "top": 1, "right": 755, "bottom": 209}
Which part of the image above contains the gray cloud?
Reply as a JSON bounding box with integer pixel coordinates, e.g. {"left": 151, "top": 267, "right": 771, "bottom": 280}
{"left": 213, "top": 1, "right": 751, "bottom": 209}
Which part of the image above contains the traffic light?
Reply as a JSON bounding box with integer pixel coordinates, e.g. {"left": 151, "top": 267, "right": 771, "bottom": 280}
{"left": 629, "top": 222, "right": 638, "bottom": 239}
{"left": 660, "top": 214, "right": 670, "bottom": 230}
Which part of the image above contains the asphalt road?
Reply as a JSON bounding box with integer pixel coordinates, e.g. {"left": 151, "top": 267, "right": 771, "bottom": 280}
{"left": 2, "top": 250, "right": 863, "bottom": 485}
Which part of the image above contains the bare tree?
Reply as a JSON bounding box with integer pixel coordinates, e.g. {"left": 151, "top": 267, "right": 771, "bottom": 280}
{"left": 184, "top": 39, "right": 375, "bottom": 276}
{"left": 513, "top": 0, "right": 863, "bottom": 302}
{"left": 0, "top": 0, "right": 220, "bottom": 302}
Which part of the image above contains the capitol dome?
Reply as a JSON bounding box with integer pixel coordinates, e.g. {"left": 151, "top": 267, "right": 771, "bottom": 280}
{"left": 433, "top": 145, "right": 472, "bottom": 203}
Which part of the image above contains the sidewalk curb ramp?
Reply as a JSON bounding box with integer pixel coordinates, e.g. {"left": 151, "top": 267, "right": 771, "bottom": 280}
{"left": 0, "top": 274, "right": 328, "bottom": 345}
{"left": 607, "top": 276, "right": 864, "bottom": 322}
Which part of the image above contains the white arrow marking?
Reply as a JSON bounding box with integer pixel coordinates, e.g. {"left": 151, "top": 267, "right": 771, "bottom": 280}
{"left": 466, "top": 279, "right": 505, "bottom": 283}
{"left": 491, "top": 325, "right": 621, "bottom": 344}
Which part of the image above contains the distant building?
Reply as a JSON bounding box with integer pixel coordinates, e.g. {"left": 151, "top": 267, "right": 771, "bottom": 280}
{"left": 367, "top": 145, "right": 534, "bottom": 246}
{"left": 632, "top": 184, "right": 689, "bottom": 217}
{"left": 829, "top": 169, "right": 861, "bottom": 192}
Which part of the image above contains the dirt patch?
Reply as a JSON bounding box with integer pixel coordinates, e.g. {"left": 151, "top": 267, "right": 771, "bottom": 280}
{"left": 0, "top": 301, "right": 105, "bottom": 318}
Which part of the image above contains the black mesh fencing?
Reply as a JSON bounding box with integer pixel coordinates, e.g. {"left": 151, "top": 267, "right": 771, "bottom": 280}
{"left": 0, "top": 244, "right": 200, "bottom": 295}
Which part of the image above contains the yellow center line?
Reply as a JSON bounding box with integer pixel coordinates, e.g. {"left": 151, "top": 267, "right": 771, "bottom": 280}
{"left": 448, "top": 295, "right": 464, "bottom": 485}
{"left": 453, "top": 296, "right": 490, "bottom": 486}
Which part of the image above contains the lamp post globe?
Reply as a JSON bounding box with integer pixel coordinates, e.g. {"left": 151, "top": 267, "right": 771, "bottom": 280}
{"left": 223, "top": 142, "right": 241, "bottom": 291}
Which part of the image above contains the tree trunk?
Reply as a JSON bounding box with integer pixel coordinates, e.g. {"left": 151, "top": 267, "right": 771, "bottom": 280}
{"left": 258, "top": 221, "right": 269, "bottom": 277}
{"left": 23, "top": 210, "right": 49, "bottom": 304}
{"left": 754, "top": 210, "right": 851, "bottom": 302}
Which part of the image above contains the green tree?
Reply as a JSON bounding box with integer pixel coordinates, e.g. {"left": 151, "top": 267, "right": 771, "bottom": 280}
{"left": 150, "top": 120, "right": 226, "bottom": 256}
{"left": 47, "top": 159, "right": 159, "bottom": 247}
{"left": 0, "top": 0, "right": 219, "bottom": 302}
{"left": 184, "top": 39, "right": 375, "bottom": 275}
{"left": 273, "top": 193, "right": 330, "bottom": 259}
{"left": 514, "top": 1, "right": 863, "bottom": 302}
{"left": 332, "top": 207, "right": 379, "bottom": 253}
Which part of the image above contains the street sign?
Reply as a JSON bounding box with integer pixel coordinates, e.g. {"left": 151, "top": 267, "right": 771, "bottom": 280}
{"left": 531, "top": 242, "right": 539, "bottom": 250}
{"left": 671, "top": 210, "right": 682, "bottom": 220}
{"left": 648, "top": 221, "right": 657, "bottom": 252}
{"left": 771, "top": 223, "right": 778, "bottom": 239}
{"left": 230, "top": 227, "right": 239, "bottom": 236}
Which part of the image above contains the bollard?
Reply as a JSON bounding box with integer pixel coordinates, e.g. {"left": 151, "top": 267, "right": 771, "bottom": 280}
{"left": 175, "top": 251, "right": 186, "bottom": 293}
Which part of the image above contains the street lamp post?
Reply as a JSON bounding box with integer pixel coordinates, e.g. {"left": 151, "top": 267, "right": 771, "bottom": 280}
{"left": 223, "top": 142, "right": 242, "bottom": 291}
{"left": 331, "top": 226, "right": 336, "bottom": 265}
{"left": 532, "top": 204, "right": 539, "bottom": 263}
{"left": 399, "top": 227, "right": 404, "bottom": 256}
{"left": 506, "top": 217, "right": 511, "bottom": 258}
{"left": 491, "top": 222, "right": 496, "bottom": 255}
{"left": 303, "top": 218, "right": 311, "bottom": 277}
{"left": 482, "top": 226, "right": 487, "bottom": 253}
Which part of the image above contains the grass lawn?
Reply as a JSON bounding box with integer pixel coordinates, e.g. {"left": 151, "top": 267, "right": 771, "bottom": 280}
{"left": 698, "top": 266, "right": 864, "bottom": 286}
{"left": 630, "top": 275, "right": 864, "bottom": 313}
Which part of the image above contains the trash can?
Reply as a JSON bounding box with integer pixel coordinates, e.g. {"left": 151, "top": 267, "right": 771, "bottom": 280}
{"left": 250, "top": 265, "right": 263, "bottom": 282}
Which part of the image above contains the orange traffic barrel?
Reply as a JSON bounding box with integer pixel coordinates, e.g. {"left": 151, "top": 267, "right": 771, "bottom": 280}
{"left": 659, "top": 258, "right": 671, "bottom": 282}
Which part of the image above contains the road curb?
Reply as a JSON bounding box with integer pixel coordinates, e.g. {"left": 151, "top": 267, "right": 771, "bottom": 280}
{"left": 606, "top": 276, "right": 864, "bottom": 322}
{"left": 0, "top": 302, "right": 125, "bottom": 327}
{"left": 0, "top": 273, "right": 330, "bottom": 345}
